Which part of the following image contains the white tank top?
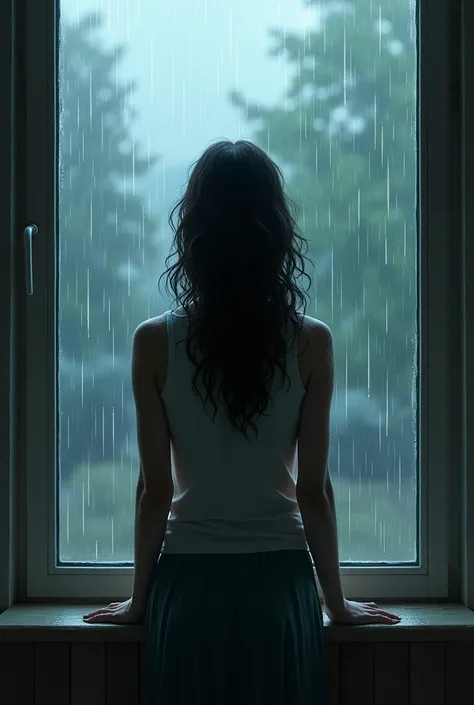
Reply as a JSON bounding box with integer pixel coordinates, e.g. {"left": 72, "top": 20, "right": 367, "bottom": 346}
{"left": 160, "top": 308, "right": 309, "bottom": 554}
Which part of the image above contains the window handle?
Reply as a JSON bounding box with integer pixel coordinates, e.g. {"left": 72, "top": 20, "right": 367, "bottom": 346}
{"left": 24, "top": 223, "right": 38, "bottom": 296}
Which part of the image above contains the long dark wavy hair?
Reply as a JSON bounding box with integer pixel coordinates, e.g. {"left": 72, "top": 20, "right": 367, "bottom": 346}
{"left": 160, "top": 140, "right": 312, "bottom": 440}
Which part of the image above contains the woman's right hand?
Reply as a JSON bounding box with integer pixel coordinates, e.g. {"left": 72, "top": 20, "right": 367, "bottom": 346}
{"left": 325, "top": 599, "right": 401, "bottom": 625}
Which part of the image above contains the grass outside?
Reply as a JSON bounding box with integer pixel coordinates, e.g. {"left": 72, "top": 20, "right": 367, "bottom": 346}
{"left": 59, "top": 461, "right": 417, "bottom": 564}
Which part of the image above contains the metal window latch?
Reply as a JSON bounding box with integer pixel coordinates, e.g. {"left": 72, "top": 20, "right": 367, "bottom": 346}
{"left": 24, "top": 223, "right": 38, "bottom": 296}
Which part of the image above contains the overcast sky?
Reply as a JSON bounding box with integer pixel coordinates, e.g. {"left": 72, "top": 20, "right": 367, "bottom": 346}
{"left": 62, "top": 0, "right": 321, "bottom": 166}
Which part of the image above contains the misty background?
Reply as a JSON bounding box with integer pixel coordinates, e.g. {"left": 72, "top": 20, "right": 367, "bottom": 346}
{"left": 58, "top": 0, "right": 418, "bottom": 565}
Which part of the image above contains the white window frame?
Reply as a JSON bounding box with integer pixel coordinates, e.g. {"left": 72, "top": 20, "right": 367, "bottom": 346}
{"left": 16, "top": 0, "right": 461, "bottom": 601}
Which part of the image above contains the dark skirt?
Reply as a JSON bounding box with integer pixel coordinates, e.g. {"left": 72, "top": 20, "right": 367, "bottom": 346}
{"left": 144, "top": 549, "right": 326, "bottom": 705}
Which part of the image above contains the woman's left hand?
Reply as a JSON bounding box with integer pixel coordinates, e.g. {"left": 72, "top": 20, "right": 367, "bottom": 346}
{"left": 83, "top": 597, "right": 145, "bottom": 625}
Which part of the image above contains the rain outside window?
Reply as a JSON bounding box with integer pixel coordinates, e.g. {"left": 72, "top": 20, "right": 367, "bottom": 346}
{"left": 58, "top": 0, "right": 418, "bottom": 564}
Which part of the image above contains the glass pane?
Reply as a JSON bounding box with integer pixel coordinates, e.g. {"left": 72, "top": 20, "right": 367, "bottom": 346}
{"left": 58, "top": 0, "right": 418, "bottom": 564}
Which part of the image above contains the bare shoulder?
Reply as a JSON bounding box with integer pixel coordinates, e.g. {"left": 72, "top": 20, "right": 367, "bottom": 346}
{"left": 298, "top": 314, "right": 333, "bottom": 354}
{"left": 133, "top": 314, "right": 167, "bottom": 348}
{"left": 301, "top": 315, "right": 332, "bottom": 338}
{"left": 295, "top": 315, "right": 332, "bottom": 388}
{"left": 133, "top": 315, "right": 168, "bottom": 367}
{"left": 132, "top": 315, "right": 169, "bottom": 390}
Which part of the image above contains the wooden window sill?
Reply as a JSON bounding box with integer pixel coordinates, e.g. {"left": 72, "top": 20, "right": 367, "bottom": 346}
{"left": 0, "top": 602, "right": 473, "bottom": 642}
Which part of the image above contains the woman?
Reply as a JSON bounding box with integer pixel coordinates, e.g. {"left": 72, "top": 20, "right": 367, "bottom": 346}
{"left": 83, "top": 140, "right": 401, "bottom": 704}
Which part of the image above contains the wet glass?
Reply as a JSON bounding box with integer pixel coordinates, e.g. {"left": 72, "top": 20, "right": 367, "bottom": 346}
{"left": 58, "top": 0, "right": 418, "bottom": 564}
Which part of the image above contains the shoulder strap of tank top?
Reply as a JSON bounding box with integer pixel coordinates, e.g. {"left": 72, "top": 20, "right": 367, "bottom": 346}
{"left": 289, "top": 317, "right": 305, "bottom": 392}
{"left": 165, "top": 310, "right": 176, "bottom": 376}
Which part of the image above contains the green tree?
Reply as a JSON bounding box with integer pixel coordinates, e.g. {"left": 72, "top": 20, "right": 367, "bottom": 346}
{"left": 232, "top": 0, "right": 417, "bottom": 481}
{"left": 58, "top": 13, "right": 160, "bottom": 479}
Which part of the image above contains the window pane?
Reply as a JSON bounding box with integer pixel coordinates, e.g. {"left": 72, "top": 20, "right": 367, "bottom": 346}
{"left": 58, "top": 0, "right": 418, "bottom": 564}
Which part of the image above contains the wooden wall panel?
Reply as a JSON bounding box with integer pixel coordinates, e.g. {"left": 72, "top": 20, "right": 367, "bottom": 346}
{"left": 325, "top": 643, "right": 340, "bottom": 705}
{"left": 140, "top": 642, "right": 148, "bottom": 705}
{"left": 70, "top": 642, "right": 106, "bottom": 705}
{"left": 374, "top": 643, "right": 410, "bottom": 705}
{"left": 2, "top": 639, "right": 474, "bottom": 704}
{"left": 340, "top": 642, "right": 374, "bottom": 705}
{"left": 410, "top": 643, "right": 446, "bottom": 705}
{"left": 34, "top": 642, "right": 70, "bottom": 705}
{"left": 106, "top": 643, "right": 140, "bottom": 705}
{"left": 446, "top": 642, "right": 474, "bottom": 704}
{"left": 0, "top": 642, "right": 34, "bottom": 705}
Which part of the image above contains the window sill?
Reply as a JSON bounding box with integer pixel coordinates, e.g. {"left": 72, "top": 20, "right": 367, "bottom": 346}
{"left": 0, "top": 603, "right": 473, "bottom": 642}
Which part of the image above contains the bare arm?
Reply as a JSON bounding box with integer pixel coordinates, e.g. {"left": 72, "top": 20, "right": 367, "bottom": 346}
{"left": 295, "top": 320, "right": 402, "bottom": 626}
{"left": 296, "top": 319, "right": 345, "bottom": 615}
{"left": 82, "top": 327, "right": 172, "bottom": 625}
{"left": 130, "top": 319, "right": 174, "bottom": 609}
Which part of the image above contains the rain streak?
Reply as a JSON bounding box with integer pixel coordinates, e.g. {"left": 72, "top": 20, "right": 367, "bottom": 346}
{"left": 58, "top": 0, "right": 418, "bottom": 565}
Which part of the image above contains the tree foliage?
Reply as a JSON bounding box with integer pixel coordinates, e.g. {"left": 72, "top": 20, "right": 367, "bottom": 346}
{"left": 58, "top": 13, "right": 160, "bottom": 477}
{"left": 232, "top": 0, "right": 417, "bottom": 480}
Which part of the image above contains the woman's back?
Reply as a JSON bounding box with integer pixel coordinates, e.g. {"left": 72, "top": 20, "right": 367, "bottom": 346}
{"left": 159, "top": 306, "right": 309, "bottom": 554}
